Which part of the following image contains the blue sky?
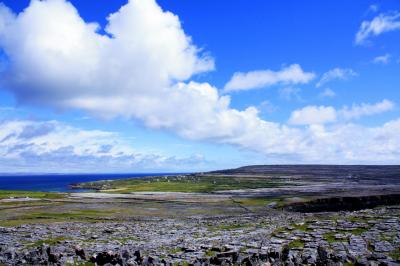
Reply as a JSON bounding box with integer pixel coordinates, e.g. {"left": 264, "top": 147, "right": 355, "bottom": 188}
{"left": 0, "top": 0, "right": 399, "bottom": 173}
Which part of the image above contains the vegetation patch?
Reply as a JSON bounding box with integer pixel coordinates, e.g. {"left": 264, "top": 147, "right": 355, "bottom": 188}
{"left": 0, "top": 209, "right": 120, "bottom": 227}
{"left": 347, "top": 216, "right": 372, "bottom": 223}
{"left": 205, "top": 250, "right": 216, "bottom": 257}
{"left": 350, "top": 227, "right": 370, "bottom": 236}
{"left": 323, "top": 226, "right": 370, "bottom": 243}
{"left": 292, "top": 222, "right": 312, "bottom": 232}
{"left": 28, "top": 236, "right": 69, "bottom": 247}
{"left": 22, "top": 209, "right": 119, "bottom": 220}
{"left": 234, "top": 197, "right": 280, "bottom": 206}
{"left": 389, "top": 247, "right": 400, "bottom": 261}
{"left": 288, "top": 239, "right": 304, "bottom": 249}
{"left": 0, "top": 190, "right": 65, "bottom": 199}
{"left": 110, "top": 236, "right": 139, "bottom": 244}
{"left": 166, "top": 247, "right": 182, "bottom": 254}
{"left": 74, "top": 174, "right": 290, "bottom": 193}
{"left": 323, "top": 232, "right": 338, "bottom": 243}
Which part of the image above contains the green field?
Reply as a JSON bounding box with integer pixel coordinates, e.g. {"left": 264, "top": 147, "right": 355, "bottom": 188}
{"left": 74, "top": 174, "right": 291, "bottom": 193}
{"left": 0, "top": 190, "right": 65, "bottom": 199}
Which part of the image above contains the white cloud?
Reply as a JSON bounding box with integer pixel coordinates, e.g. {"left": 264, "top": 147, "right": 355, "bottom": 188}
{"left": 0, "top": 0, "right": 213, "bottom": 109}
{"left": 223, "top": 64, "right": 315, "bottom": 92}
{"left": 258, "top": 100, "right": 277, "bottom": 114}
{"left": 285, "top": 120, "right": 400, "bottom": 164}
{"left": 316, "top": 68, "right": 357, "bottom": 88}
{"left": 0, "top": 118, "right": 210, "bottom": 172}
{"left": 0, "top": 0, "right": 310, "bottom": 151}
{"left": 373, "top": 53, "right": 391, "bottom": 64}
{"left": 319, "top": 88, "right": 336, "bottom": 98}
{"left": 289, "top": 99, "right": 395, "bottom": 125}
{"left": 339, "top": 99, "right": 395, "bottom": 120}
{"left": 355, "top": 12, "right": 400, "bottom": 45}
{"left": 289, "top": 106, "right": 337, "bottom": 125}
{"left": 0, "top": 0, "right": 399, "bottom": 165}
{"left": 279, "top": 87, "right": 302, "bottom": 101}
{"left": 368, "top": 5, "right": 379, "bottom": 13}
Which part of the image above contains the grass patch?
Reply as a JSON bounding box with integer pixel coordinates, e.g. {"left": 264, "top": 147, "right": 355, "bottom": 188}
{"left": 234, "top": 197, "right": 279, "bottom": 206}
{"left": 205, "top": 250, "right": 216, "bottom": 257}
{"left": 323, "top": 232, "right": 337, "bottom": 243}
{"left": 350, "top": 227, "right": 369, "bottom": 235}
{"left": 0, "top": 200, "right": 52, "bottom": 207}
{"left": 271, "top": 228, "right": 286, "bottom": 237}
{"left": 389, "top": 247, "right": 400, "bottom": 261}
{"left": 74, "top": 175, "right": 290, "bottom": 193}
{"left": 292, "top": 222, "right": 312, "bottom": 232}
{"left": 0, "top": 190, "right": 65, "bottom": 199}
{"left": 347, "top": 216, "right": 371, "bottom": 223}
{"left": 288, "top": 239, "right": 304, "bottom": 249}
{"left": 22, "top": 209, "right": 117, "bottom": 220}
{"left": 110, "top": 236, "right": 139, "bottom": 244}
{"left": 28, "top": 236, "right": 69, "bottom": 247}
{"left": 323, "top": 226, "right": 370, "bottom": 243}
{"left": 0, "top": 209, "right": 119, "bottom": 226}
{"left": 166, "top": 247, "right": 182, "bottom": 254}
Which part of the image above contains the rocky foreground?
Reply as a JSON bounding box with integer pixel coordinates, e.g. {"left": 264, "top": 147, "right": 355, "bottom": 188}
{"left": 0, "top": 205, "right": 399, "bottom": 265}
{"left": 1, "top": 165, "right": 400, "bottom": 265}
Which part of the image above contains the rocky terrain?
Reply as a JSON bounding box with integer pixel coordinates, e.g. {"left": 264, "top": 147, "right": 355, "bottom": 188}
{"left": 0, "top": 165, "right": 399, "bottom": 265}
{"left": 0, "top": 206, "right": 399, "bottom": 265}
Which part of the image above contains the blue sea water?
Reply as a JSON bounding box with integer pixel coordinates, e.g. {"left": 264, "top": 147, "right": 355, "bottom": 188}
{"left": 0, "top": 173, "right": 179, "bottom": 192}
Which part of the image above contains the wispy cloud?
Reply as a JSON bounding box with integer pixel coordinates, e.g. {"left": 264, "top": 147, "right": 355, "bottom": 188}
{"left": 316, "top": 68, "right": 357, "bottom": 88}
{"left": 279, "top": 87, "right": 302, "bottom": 101}
{"left": 367, "top": 4, "right": 379, "bottom": 14}
{"left": 340, "top": 99, "right": 395, "bottom": 120}
{"left": 223, "top": 64, "right": 315, "bottom": 92}
{"left": 0, "top": 118, "right": 210, "bottom": 172}
{"left": 257, "top": 100, "right": 278, "bottom": 114}
{"left": 373, "top": 53, "right": 391, "bottom": 64}
{"left": 288, "top": 99, "right": 395, "bottom": 125}
{"left": 355, "top": 12, "right": 400, "bottom": 45}
{"left": 319, "top": 88, "right": 336, "bottom": 98}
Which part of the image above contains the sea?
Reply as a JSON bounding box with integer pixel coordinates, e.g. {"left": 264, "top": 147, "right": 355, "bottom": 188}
{"left": 0, "top": 173, "right": 180, "bottom": 192}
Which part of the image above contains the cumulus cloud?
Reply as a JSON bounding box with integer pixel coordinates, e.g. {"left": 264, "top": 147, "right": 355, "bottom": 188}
{"left": 0, "top": 0, "right": 399, "bottom": 165}
{"left": 289, "top": 99, "right": 395, "bottom": 125}
{"left": 373, "top": 54, "right": 391, "bottom": 64}
{"left": 355, "top": 12, "right": 400, "bottom": 45}
{"left": 0, "top": 118, "right": 210, "bottom": 172}
{"left": 286, "top": 120, "right": 400, "bottom": 164}
{"left": 316, "top": 68, "right": 357, "bottom": 88}
{"left": 0, "top": 0, "right": 310, "bottom": 153}
{"left": 319, "top": 88, "right": 336, "bottom": 98}
{"left": 289, "top": 106, "right": 337, "bottom": 125}
{"left": 223, "top": 64, "right": 315, "bottom": 92}
{"left": 0, "top": 0, "right": 213, "bottom": 108}
{"left": 340, "top": 99, "right": 395, "bottom": 120}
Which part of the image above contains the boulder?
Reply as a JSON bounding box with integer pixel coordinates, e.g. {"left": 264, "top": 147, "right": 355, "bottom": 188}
{"left": 75, "top": 246, "right": 86, "bottom": 260}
